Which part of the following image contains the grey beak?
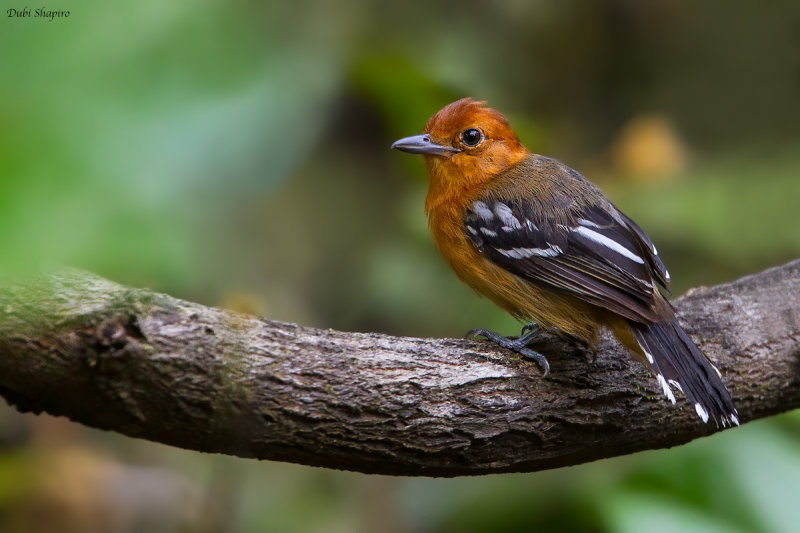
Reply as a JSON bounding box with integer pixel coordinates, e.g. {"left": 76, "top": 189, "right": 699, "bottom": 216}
{"left": 391, "top": 134, "right": 460, "bottom": 156}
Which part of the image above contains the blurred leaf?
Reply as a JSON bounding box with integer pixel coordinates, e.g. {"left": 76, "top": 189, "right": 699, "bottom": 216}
{"left": 0, "top": 450, "right": 34, "bottom": 505}
{"left": 605, "top": 493, "right": 745, "bottom": 533}
{"left": 724, "top": 421, "right": 800, "bottom": 533}
{"left": 0, "top": 0, "right": 347, "bottom": 291}
{"left": 352, "top": 54, "right": 454, "bottom": 139}
{"left": 610, "top": 114, "right": 687, "bottom": 181}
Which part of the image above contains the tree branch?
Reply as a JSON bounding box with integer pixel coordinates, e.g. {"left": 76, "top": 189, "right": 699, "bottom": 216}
{"left": 1, "top": 262, "right": 799, "bottom": 476}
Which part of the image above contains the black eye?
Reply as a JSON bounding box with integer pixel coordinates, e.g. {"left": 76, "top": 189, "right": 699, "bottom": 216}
{"left": 461, "top": 128, "right": 483, "bottom": 147}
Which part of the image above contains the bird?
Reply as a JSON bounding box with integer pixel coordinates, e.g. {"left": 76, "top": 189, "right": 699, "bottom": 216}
{"left": 391, "top": 98, "right": 739, "bottom": 427}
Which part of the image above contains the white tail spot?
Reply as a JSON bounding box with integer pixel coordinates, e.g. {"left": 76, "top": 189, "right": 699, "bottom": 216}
{"left": 657, "top": 374, "right": 676, "bottom": 404}
{"left": 668, "top": 379, "right": 684, "bottom": 394}
{"left": 695, "top": 402, "right": 710, "bottom": 423}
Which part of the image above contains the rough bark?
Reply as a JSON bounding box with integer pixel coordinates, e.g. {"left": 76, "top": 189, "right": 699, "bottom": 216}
{"left": 0, "top": 262, "right": 798, "bottom": 477}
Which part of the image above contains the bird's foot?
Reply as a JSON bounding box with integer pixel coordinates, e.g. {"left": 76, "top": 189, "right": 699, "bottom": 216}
{"left": 523, "top": 323, "right": 597, "bottom": 363}
{"left": 520, "top": 322, "right": 544, "bottom": 337}
{"left": 556, "top": 330, "right": 597, "bottom": 363}
{"left": 466, "top": 327, "right": 550, "bottom": 376}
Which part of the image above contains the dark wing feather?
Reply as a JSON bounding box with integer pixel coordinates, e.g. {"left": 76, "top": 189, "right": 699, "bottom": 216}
{"left": 616, "top": 210, "right": 671, "bottom": 288}
{"left": 465, "top": 198, "right": 666, "bottom": 323}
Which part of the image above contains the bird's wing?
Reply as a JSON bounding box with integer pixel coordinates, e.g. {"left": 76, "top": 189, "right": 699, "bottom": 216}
{"left": 464, "top": 197, "right": 669, "bottom": 323}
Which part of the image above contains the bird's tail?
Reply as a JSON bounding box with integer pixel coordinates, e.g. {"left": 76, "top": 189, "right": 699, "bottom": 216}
{"left": 628, "top": 319, "right": 739, "bottom": 427}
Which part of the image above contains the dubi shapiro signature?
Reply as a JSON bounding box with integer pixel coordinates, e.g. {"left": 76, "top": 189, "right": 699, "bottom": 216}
{"left": 7, "top": 7, "right": 70, "bottom": 20}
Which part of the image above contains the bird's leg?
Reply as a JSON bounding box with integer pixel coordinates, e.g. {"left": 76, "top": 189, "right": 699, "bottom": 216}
{"left": 466, "top": 327, "right": 550, "bottom": 376}
{"left": 522, "top": 323, "right": 597, "bottom": 362}
{"left": 550, "top": 327, "right": 597, "bottom": 363}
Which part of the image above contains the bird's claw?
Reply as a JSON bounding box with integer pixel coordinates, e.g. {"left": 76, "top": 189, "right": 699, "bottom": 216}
{"left": 518, "top": 346, "right": 551, "bottom": 377}
{"left": 520, "top": 322, "right": 542, "bottom": 336}
{"left": 465, "top": 328, "right": 550, "bottom": 376}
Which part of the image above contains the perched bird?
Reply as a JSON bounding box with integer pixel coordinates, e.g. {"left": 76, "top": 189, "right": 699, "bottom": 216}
{"left": 392, "top": 98, "right": 738, "bottom": 427}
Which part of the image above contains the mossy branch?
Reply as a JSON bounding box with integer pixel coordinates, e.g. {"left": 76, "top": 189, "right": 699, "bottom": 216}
{"left": 1, "top": 262, "right": 799, "bottom": 476}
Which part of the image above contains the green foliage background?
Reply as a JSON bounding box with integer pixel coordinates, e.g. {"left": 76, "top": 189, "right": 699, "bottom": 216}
{"left": 1, "top": 1, "right": 800, "bottom": 531}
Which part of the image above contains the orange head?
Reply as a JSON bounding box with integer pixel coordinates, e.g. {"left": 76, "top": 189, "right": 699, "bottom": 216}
{"left": 392, "top": 99, "right": 529, "bottom": 204}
